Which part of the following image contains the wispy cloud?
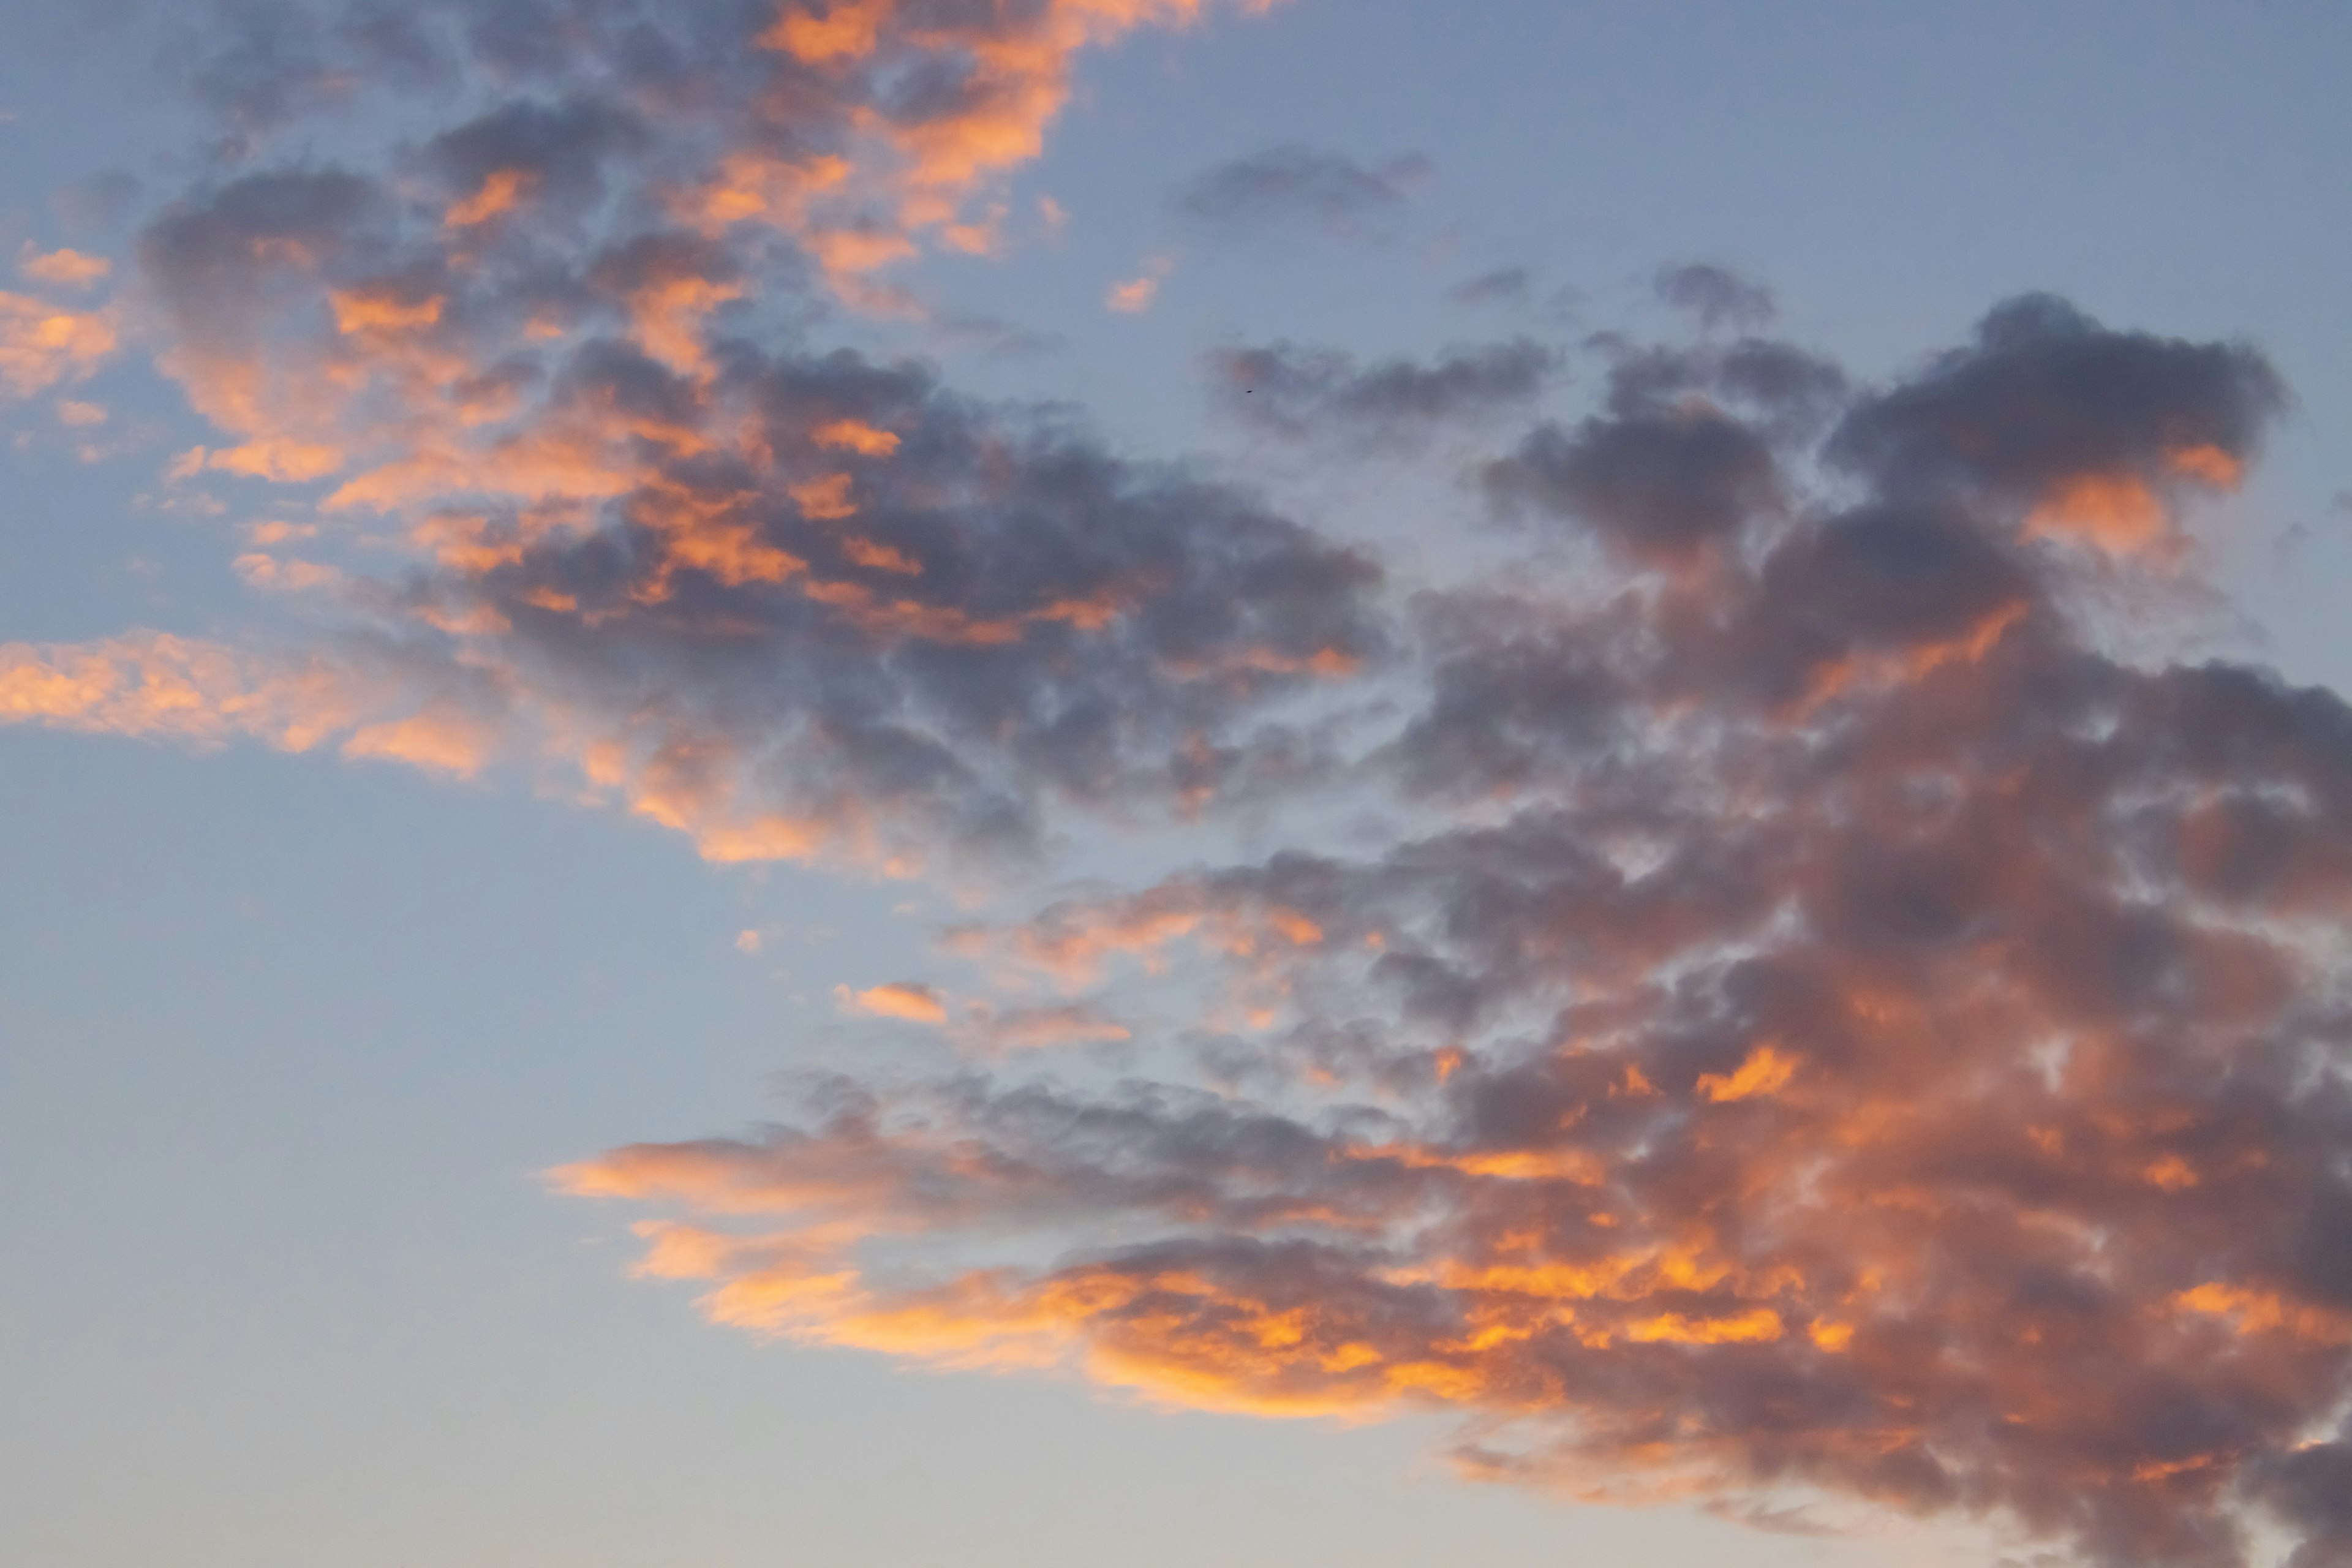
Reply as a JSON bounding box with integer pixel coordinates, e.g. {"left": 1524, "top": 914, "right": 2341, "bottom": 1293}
{"left": 1175, "top": 145, "right": 1430, "bottom": 238}
{"left": 1209, "top": 337, "right": 1557, "bottom": 444}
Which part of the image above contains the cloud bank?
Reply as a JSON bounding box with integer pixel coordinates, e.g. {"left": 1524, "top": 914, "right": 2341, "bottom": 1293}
{"left": 3, "top": 7, "right": 2348, "bottom": 1567}
{"left": 557, "top": 301, "right": 2352, "bottom": 1568}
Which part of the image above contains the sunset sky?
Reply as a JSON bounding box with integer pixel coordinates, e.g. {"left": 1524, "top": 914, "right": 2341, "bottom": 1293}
{"left": 7, "top": 5, "right": 2352, "bottom": 1566}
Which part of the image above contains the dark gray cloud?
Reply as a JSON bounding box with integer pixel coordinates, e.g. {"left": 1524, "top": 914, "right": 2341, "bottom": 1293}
{"left": 424, "top": 95, "right": 648, "bottom": 217}
{"left": 1208, "top": 338, "right": 1557, "bottom": 443}
{"left": 1175, "top": 145, "right": 1431, "bottom": 236}
{"left": 1483, "top": 402, "right": 1781, "bottom": 564}
{"left": 1829, "top": 293, "right": 2288, "bottom": 507}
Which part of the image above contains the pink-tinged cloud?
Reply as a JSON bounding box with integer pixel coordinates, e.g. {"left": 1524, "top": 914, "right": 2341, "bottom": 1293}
{"left": 18, "top": 246, "right": 112, "bottom": 288}
{"left": 562, "top": 299, "right": 2352, "bottom": 1568}
{"left": 1107, "top": 274, "right": 1161, "bottom": 314}
{"left": 837, "top": 982, "right": 951, "bottom": 1025}
{"left": 28, "top": 10, "right": 2351, "bottom": 1565}
{"left": 0, "top": 292, "right": 115, "bottom": 397}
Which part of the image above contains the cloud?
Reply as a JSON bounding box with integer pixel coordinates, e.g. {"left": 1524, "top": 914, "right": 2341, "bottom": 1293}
{"left": 1209, "top": 339, "right": 1558, "bottom": 443}
{"left": 0, "top": 0, "right": 1380, "bottom": 871}
{"left": 962, "top": 1001, "right": 1133, "bottom": 1054}
{"left": 1484, "top": 401, "right": 1781, "bottom": 564}
{"left": 20, "top": 8, "right": 2352, "bottom": 1566}
{"left": 18, "top": 246, "right": 113, "bottom": 288}
{"left": 0, "top": 292, "right": 115, "bottom": 398}
{"left": 1827, "top": 294, "right": 2285, "bottom": 554}
{"left": 1448, "top": 268, "right": 1532, "bottom": 307}
{"left": 0, "top": 633, "right": 372, "bottom": 748}
{"left": 838, "top": 982, "right": 950, "bottom": 1025}
{"left": 564, "top": 300, "right": 2352, "bottom": 1568}
{"left": 1107, "top": 256, "right": 1173, "bottom": 314}
{"left": 1175, "top": 145, "right": 1430, "bottom": 237}
{"left": 1653, "top": 262, "right": 1776, "bottom": 332}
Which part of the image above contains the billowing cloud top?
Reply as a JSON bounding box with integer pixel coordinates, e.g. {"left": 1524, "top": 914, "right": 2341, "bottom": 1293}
{"left": 4, "top": 8, "right": 2350, "bottom": 1568}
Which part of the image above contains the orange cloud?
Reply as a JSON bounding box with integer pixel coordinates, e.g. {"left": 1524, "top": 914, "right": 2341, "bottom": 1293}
{"left": 812, "top": 418, "right": 901, "bottom": 456}
{"left": 0, "top": 634, "right": 364, "bottom": 750}
{"left": 1694, "top": 1044, "right": 1797, "bottom": 1104}
{"left": 837, "top": 982, "right": 951, "bottom": 1025}
{"left": 445, "top": 169, "right": 536, "bottom": 229}
{"left": 2024, "top": 472, "right": 2169, "bottom": 552}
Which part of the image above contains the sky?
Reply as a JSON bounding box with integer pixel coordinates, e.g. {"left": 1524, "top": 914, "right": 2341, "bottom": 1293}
{"left": 4, "top": 4, "right": 2352, "bottom": 1567}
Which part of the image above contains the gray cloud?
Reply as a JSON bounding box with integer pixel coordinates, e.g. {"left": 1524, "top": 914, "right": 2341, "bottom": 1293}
{"left": 1654, "top": 262, "right": 1776, "bottom": 333}
{"left": 565, "top": 300, "right": 2352, "bottom": 1568}
{"left": 1175, "top": 145, "right": 1431, "bottom": 237}
{"left": 1208, "top": 338, "right": 1558, "bottom": 443}
{"left": 1448, "top": 267, "right": 1532, "bottom": 307}
{"left": 1828, "top": 293, "right": 2287, "bottom": 508}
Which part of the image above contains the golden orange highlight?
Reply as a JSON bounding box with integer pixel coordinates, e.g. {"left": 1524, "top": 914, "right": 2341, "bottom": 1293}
{"left": 628, "top": 274, "right": 746, "bottom": 375}
{"left": 2165, "top": 443, "right": 2244, "bottom": 488}
{"left": 0, "top": 633, "right": 369, "bottom": 752}
{"left": 342, "top": 710, "right": 496, "bottom": 777}
{"left": 2025, "top": 473, "right": 2168, "bottom": 552}
{"left": 329, "top": 289, "right": 445, "bottom": 336}
{"left": 1624, "top": 1310, "right": 1784, "bottom": 1346}
{"left": 445, "top": 169, "right": 536, "bottom": 228}
{"left": 759, "top": 0, "right": 891, "bottom": 64}
{"left": 1368, "top": 1145, "right": 1607, "bottom": 1185}
{"left": 2171, "top": 1284, "right": 2352, "bottom": 1344}
{"left": 1267, "top": 908, "right": 1325, "bottom": 946}
{"left": 206, "top": 437, "right": 347, "bottom": 483}
{"left": 839, "top": 982, "right": 951, "bottom": 1025}
{"left": 1696, "top": 1044, "right": 1798, "bottom": 1104}
{"left": 842, "top": 536, "right": 922, "bottom": 575}
{"left": 791, "top": 472, "right": 858, "bottom": 520}
{"left": 812, "top": 418, "right": 902, "bottom": 456}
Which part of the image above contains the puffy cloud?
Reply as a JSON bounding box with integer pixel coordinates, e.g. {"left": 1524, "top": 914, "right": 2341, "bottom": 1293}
{"left": 21, "top": 331, "right": 1384, "bottom": 878}
{"left": 1107, "top": 256, "right": 1172, "bottom": 314}
{"left": 1485, "top": 402, "right": 1781, "bottom": 564}
{"left": 564, "top": 302, "right": 2352, "bottom": 1568}
{"left": 837, "top": 982, "right": 949, "bottom": 1025}
{"left": 0, "top": 633, "right": 370, "bottom": 749}
{"left": 0, "top": 0, "right": 1378, "bottom": 870}
{"left": 0, "top": 292, "right": 115, "bottom": 398}
{"left": 21, "top": 7, "right": 2352, "bottom": 1564}
{"left": 1653, "top": 262, "right": 1777, "bottom": 333}
{"left": 1826, "top": 295, "right": 2285, "bottom": 555}
{"left": 1210, "top": 339, "right": 1558, "bottom": 443}
{"left": 18, "top": 246, "right": 113, "bottom": 288}
{"left": 1174, "top": 145, "right": 1431, "bottom": 237}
